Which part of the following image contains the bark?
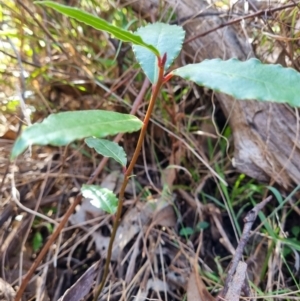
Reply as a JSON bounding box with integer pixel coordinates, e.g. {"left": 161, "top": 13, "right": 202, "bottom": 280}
{"left": 121, "top": 0, "right": 300, "bottom": 188}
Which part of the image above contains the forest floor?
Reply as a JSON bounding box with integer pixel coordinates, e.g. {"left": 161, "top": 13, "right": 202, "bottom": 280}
{"left": 1, "top": 0, "right": 300, "bottom": 300}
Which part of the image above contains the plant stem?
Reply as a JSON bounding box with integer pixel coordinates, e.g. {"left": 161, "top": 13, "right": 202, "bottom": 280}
{"left": 93, "top": 61, "right": 166, "bottom": 301}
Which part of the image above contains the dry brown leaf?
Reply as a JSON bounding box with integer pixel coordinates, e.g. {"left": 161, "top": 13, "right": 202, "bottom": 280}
{"left": 152, "top": 204, "right": 176, "bottom": 228}
{"left": 151, "top": 193, "right": 176, "bottom": 228}
{"left": 161, "top": 167, "right": 176, "bottom": 190}
{"left": 57, "top": 261, "right": 99, "bottom": 301}
{"left": 94, "top": 202, "right": 153, "bottom": 260}
{"left": 187, "top": 270, "right": 216, "bottom": 301}
{"left": 95, "top": 195, "right": 176, "bottom": 259}
{"left": 71, "top": 175, "right": 175, "bottom": 260}
{"left": 0, "top": 129, "right": 17, "bottom": 140}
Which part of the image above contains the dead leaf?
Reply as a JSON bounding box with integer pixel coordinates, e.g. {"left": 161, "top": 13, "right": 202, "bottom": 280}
{"left": 151, "top": 193, "right": 176, "bottom": 228}
{"left": 57, "top": 261, "right": 99, "bottom": 301}
{"left": 161, "top": 145, "right": 186, "bottom": 191}
{"left": 152, "top": 204, "right": 176, "bottom": 228}
{"left": 161, "top": 167, "right": 176, "bottom": 190}
{"left": 94, "top": 202, "right": 153, "bottom": 260}
{"left": 187, "top": 270, "right": 215, "bottom": 301}
{"left": 95, "top": 193, "right": 177, "bottom": 259}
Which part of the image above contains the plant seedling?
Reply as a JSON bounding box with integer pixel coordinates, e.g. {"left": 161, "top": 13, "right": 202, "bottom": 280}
{"left": 12, "top": 2, "right": 300, "bottom": 301}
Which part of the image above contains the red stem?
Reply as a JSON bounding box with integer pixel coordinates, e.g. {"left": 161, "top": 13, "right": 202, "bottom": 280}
{"left": 92, "top": 59, "right": 166, "bottom": 301}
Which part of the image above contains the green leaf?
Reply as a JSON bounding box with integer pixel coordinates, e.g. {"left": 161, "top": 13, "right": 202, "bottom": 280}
{"left": 172, "top": 58, "right": 300, "bottom": 106}
{"left": 179, "top": 227, "right": 194, "bottom": 237}
{"left": 291, "top": 226, "right": 300, "bottom": 238}
{"left": 132, "top": 23, "right": 185, "bottom": 83}
{"left": 11, "top": 110, "right": 142, "bottom": 160}
{"left": 196, "top": 221, "right": 209, "bottom": 230}
{"left": 85, "top": 137, "right": 127, "bottom": 167}
{"left": 33, "top": 232, "right": 43, "bottom": 252}
{"left": 81, "top": 185, "right": 118, "bottom": 214}
{"left": 35, "top": 1, "right": 159, "bottom": 56}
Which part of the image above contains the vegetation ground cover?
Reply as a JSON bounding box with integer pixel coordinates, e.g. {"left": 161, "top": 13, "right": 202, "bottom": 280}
{"left": 1, "top": 0, "right": 300, "bottom": 300}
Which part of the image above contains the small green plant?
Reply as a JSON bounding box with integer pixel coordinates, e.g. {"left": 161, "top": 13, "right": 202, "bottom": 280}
{"left": 11, "top": 2, "right": 300, "bottom": 301}
{"left": 179, "top": 221, "right": 210, "bottom": 239}
{"left": 32, "top": 231, "right": 43, "bottom": 252}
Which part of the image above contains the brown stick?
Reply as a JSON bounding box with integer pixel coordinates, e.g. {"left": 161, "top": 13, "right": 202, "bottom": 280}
{"left": 14, "top": 194, "right": 82, "bottom": 300}
{"left": 217, "top": 195, "right": 272, "bottom": 300}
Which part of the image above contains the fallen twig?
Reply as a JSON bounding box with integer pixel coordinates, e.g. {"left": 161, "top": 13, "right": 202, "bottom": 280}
{"left": 217, "top": 195, "right": 272, "bottom": 300}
